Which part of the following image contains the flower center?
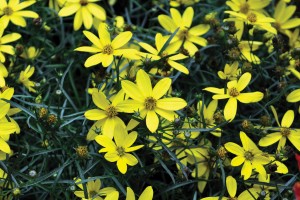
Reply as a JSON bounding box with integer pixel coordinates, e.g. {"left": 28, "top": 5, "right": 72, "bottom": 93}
{"left": 144, "top": 97, "right": 157, "bottom": 110}
{"left": 160, "top": 51, "right": 168, "bottom": 58}
{"left": 229, "top": 87, "right": 240, "bottom": 97}
{"left": 105, "top": 105, "right": 118, "bottom": 118}
{"left": 247, "top": 12, "right": 257, "bottom": 23}
{"left": 179, "top": 29, "right": 189, "bottom": 40}
{"left": 280, "top": 127, "right": 290, "bottom": 137}
{"left": 244, "top": 151, "right": 254, "bottom": 161}
{"left": 79, "top": 0, "right": 88, "bottom": 5}
{"left": 239, "top": 3, "right": 250, "bottom": 14}
{"left": 273, "top": 22, "right": 281, "bottom": 31}
{"left": 116, "top": 146, "right": 125, "bottom": 156}
{"left": 102, "top": 45, "right": 114, "bottom": 55}
{"left": 3, "top": 6, "right": 13, "bottom": 16}
{"left": 89, "top": 190, "right": 98, "bottom": 198}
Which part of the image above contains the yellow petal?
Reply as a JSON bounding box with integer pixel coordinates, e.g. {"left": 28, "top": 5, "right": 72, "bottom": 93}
{"left": 84, "top": 53, "right": 104, "bottom": 67}
{"left": 83, "top": 30, "right": 102, "bottom": 49}
{"left": 158, "top": 15, "right": 177, "bottom": 32}
{"left": 0, "top": 33, "right": 21, "bottom": 44}
{"left": 117, "top": 100, "right": 143, "bottom": 113}
{"left": 167, "top": 60, "right": 189, "bottom": 74}
{"left": 152, "top": 78, "right": 171, "bottom": 99}
{"left": 136, "top": 70, "right": 152, "bottom": 97}
{"left": 258, "top": 132, "right": 282, "bottom": 147}
{"left": 224, "top": 142, "right": 244, "bottom": 156}
{"left": 95, "top": 135, "right": 116, "bottom": 151}
{"left": 92, "top": 91, "right": 109, "bottom": 109}
{"left": 241, "top": 160, "right": 252, "bottom": 180}
{"left": 156, "top": 98, "right": 187, "bottom": 111}
{"left": 237, "top": 72, "right": 251, "bottom": 92}
{"left": 126, "top": 187, "right": 135, "bottom": 200}
{"left": 0, "top": 137, "right": 10, "bottom": 154}
{"left": 286, "top": 89, "right": 300, "bottom": 102}
{"left": 121, "top": 80, "right": 145, "bottom": 102}
{"left": 99, "top": 23, "right": 111, "bottom": 45}
{"left": 138, "top": 186, "right": 154, "bottom": 200}
{"left": 281, "top": 18, "right": 300, "bottom": 29}
{"left": 170, "top": 8, "right": 182, "bottom": 27}
{"left": 14, "top": 10, "right": 38, "bottom": 18}
{"left": 123, "top": 153, "right": 138, "bottom": 166}
{"left": 0, "top": 102, "right": 10, "bottom": 119}
{"left": 58, "top": 4, "right": 80, "bottom": 16}
{"left": 189, "top": 24, "right": 210, "bottom": 36}
{"left": 203, "top": 87, "right": 224, "bottom": 94}
{"left": 117, "top": 157, "right": 127, "bottom": 174}
{"left": 224, "top": 98, "right": 237, "bottom": 121}
{"left": 155, "top": 108, "right": 177, "bottom": 121}
{"left": 146, "top": 110, "right": 158, "bottom": 133}
{"left": 182, "top": 7, "right": 193, "bottom": 28}
{"left": 84, "top": 109, "right": 107, "bottom": 120}
{"left": 288, "top": 132, "right": 300, "bottom": 151}
{"left": 237, "top": 92, "right": 263, "bottom": 103}
{"left": 281, "top": 110, "right": 294, "bottom": 128}
{"left": 226, "top": 176, "right": 237, "bottom": 198}
{"left": 112, "top": 31, "right": 132, "bottom": 49}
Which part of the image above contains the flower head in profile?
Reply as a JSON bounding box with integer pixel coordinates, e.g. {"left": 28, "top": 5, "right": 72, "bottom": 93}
{"left": 74, "top": 178, "right": 116, "bottom": 200}
{"left": 0, "top": 28, "right": 21, "bottom": 63}
{"left": 203, "top": 72, "right": 264, "bottom": 121}
{"left": 58, "top": 0, "right": 106, "bottom": 30}
{"left": 158, "top": 7, "right": 210, "bottom": 56}
{"left": 259, "top": 106, "right": 300, "bottom": 151}
{"left": 85, "top": 90, "right": 126, "bottom": 140}
{"left": 18, "top": 65, "right": 36, "bottom": 93}
{"left": 19, "top": 46, "right": 41, "bottom": 60}
{"left": 118, "top": 69, "right": 187, "bottom": 132}
{"left": 138, "top": 33, "right": 188, "bottom": 74}
{"left": 0, "top": 0, "right": 39, "bottom": 29}
{"left": 96, "top": 124, "right": 144, "bottom": 174}
{"left": 75, "top": 23, "right": 140, "bottom": 68}
{"left": 218, "top": 61, "right": 241, "bottom": 80}
{"left": 225, "top": 131, "right": 270, "bottom": 180}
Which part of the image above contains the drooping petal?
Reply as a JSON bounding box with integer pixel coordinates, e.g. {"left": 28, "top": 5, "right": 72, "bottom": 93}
{"left": 241, "top": 160, "right": 252, "bottom": 180}
{"left": 117, "top": 157, "right": 128, "bottom": 174}
{"left": 146, "top": 110, "right": 159, "bottom": 133}
{"left": 226, "top": 176, "right": 237, "bottom": 198}
{"left": 167, "top": 60, "right": 189, "bottom": 74}
{"left": 224, "top": 98, "right": 237, "bottom": 121}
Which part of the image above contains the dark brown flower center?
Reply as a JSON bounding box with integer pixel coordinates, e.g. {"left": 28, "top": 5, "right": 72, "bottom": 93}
{"left": 116, "top": 146, "right": 125, "bottom": 156}
{"left": 247, "top": 12, "right": 257, "bottom": 23}
{"left": 280, "top": 127, "right": 290, "bottom": 137}
{"left": 80, "top": 0, "right": 88, "bottom": 6}
{"left": 144, "top": 97, "right": 157, "bottom": 110}
{"left": 3, "top": 6, "right": 13, "bottom": 16}
{"left": 239, "top": 3, "right": 250, "bottom": 14}
{"left": 244, "top": 151, "right": 254, "bottom": 161}
{"left": 105, "top": 105, "right": 118, "bottom": 118}
{"left": 102, "top": 45, "right": 114, "bottom": 55}
{"left": 229, "top": 87, "right": 240, "bottom": 97}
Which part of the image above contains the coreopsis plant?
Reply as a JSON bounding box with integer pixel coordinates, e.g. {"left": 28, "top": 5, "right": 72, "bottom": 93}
{"left": 118, "top": 69, "right": 187, "bottom": 132}
{"left": 0, "top": 28, "right": 21, "bottom": 62}
{"left": 138, "top": 33, "right": 189, "bottom": 74}
{"left": 95, "top": 124, "right": 143, "bottom": 174}
{"left": 158, "top": 7, "right": 210, "bottom": 56}
{"left": 74, "top": 178, "right": 116, "bottom": 200}
{"left": 84, "top": 90, "right": 126, "bottom": 139}
{"left": 273, "top": 0, "right": 300, "bottom": 37}
{"left": 0, "top": 0, "right": 39, "bottom": 29}
{"left": 58, "top": 0, "right": 106, "bottom": 30}
{"left": 224, "top": 131, "right": 270, "bottom": 180}
{"left": 75, "top": 23, "right": 140, "bottom": 67}
{"left": 18, "top": 65, "right": 36, "bottom": 92}
{"left": 203, "top": 72, "right": 264, "bottom": 121}
{"left": 259, "top": 106, "right": 300, "bottom": 151}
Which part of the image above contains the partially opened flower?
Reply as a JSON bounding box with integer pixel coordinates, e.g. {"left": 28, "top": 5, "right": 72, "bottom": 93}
{"left": 158, "top": 7, "right": 210, "bottom": 56}
{"left": 203, "top": 72, "right": 264, "bottom": 121}
{"left": 18, "top": 65, "right": 36, "bottom": 92}
{"left": 225, "top": 131, "right": 270, "bottom": 180}
{"left": 58, "top": 0, "right": 106, "bottom": 30}
{"left": 75, "top": 23, "right": 140, "bottom": 67}
{"left": 118, "top": 69, "right": 187, "bottom": 132}
{"left": 74, "top": 178, "right": 116, "bottom": 200}
{"left": 95, "top": 124, "right": 144, "bottom": 174}
{"left": 0, "top": 0, "right": 39, "bottom": 29}
{"left": 259, "top": 106, "right": 300, "bottom": 151}
{"left": 218, "top": 61, "right": 241, "bottom": 80}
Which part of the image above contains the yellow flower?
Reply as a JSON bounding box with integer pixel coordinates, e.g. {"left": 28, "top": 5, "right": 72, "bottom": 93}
{"left": 18, "top": 65, "right": 36, "bottom": 92}
{"left": 286, "top": 58, "right": 300, "bottom": 80}
{"left": 238, "top": 41, "right": 262, "bottom": 64}
{"left": 273, "top": 1, "right": 300, "bottom": 37}
{"left": 118, "top": 69, "right": 187, "bottom": 132}
{"left": 259, "top": 106, "right": 300, "bottom": 151}
{"left": 58, "top": 0, "right": 106, "bottom": 31}
{"left": 125, "top": 186, "right": 153, "bottom": 200}
{"left": 75, "top": 23, "right": 140, "bottom": 67}
{"left": 224, "top": 11, "right": 277, "bottom": 35}
{"left": 19, "top": 46, "right": 41, "bottom": 60}
{"left": 218, "top": 61, "right": 241, "bottom": 80}
{"left": 49, "top": 0, "right": 66, "bottom": 12}
{"left": 225, "top": 131, "right": 270, "bottom": 180}
{"left": 84, "top": 90, "right": 126, "bottom": 139}
{"left": 74, "top": 178, "right": 116, "bottom": 200}
{"left": 203, "top": 72, "right": 264, "bottom": 121}
{"left": 0, "top": 0, "right": 39, "bottom": 29}
{"left": 0, "top": 28, "right": 21, "bottom": 62}
{"left": 0, "top": 62, "right": 8, "bottom": 87}
{"left": 197, "top": 99, "right": 221, "bottom": 137}
{"left": 225, "top": 0, "right": 271, "bottom": 40}
{"left": 139, "top": 33, "right": 188, "bottom": 74}
{"left": 158, "top": 7, "right": 210, "bottom": 56}
{"left": 95, "top": 124, "right": 144, "bottom": 174}
{"left": 170, "top": 0, "right": 199, "bottom": 7}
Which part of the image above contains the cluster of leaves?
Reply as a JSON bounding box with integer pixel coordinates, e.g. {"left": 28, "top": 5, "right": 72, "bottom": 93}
{"left": 0, "top": 0, "right": 300, "bottom": 199}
